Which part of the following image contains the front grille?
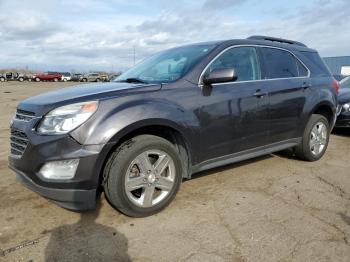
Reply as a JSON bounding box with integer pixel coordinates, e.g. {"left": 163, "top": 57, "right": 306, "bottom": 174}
{"left": 15, "top": 109, "right": 35, "bottom": 122}
{"left": 10, "top": 129, "right": 29, "bottom": 157}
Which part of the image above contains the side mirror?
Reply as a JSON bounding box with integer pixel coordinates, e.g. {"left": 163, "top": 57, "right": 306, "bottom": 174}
{"left": 203, "top": 68, "right": 237, "bottom": 85}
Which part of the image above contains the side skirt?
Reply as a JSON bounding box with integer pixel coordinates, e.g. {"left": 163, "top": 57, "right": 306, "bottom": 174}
{"left": 191, "top": 138, "right": 301, "bottom": 175}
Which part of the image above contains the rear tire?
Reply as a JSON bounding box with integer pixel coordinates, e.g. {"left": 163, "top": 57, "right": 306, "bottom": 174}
{"left": 53, "top": 78, "right": 58, "bottom": 82}
{"left": 0, "top": 77, "right": 5, "bottom": 82}
{"left": 35, "top": 77, "right": 40, "bottom": 82}
{"left": 295, "top": 114, "right": 330, "bottom": 161}
{"left": 104, "top": 135, "right": 183, "bottom": 217}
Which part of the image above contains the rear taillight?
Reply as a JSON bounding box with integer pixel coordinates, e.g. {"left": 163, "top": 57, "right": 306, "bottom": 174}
{"left": 333, "top": 79, "right": 339, "bottom": 95}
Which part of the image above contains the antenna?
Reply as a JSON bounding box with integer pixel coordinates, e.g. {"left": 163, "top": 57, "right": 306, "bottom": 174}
{"left": 133, "top": 46, "right": 136, "bottom": 66}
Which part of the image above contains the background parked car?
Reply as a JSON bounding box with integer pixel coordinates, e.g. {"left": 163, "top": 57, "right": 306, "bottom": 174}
{"left": 81, "top": 73, "right": 104, "bottom": 82}
{"left": 333, "top": 74, "right": 347, "bottom": 81}
{"left": 0, "top": 72, "right": 31, "bottom": 82}
{"left": 99, "top": 73, "right": 109, "bottom": 82}
{"left": 5, "top": 72, "right": 19, "bottom": 81}
{"left": 335, "top": 76, "right": 350, "bottom": 128}
{"left": 108, "top": 73, "right": 122, "bottom": 81}
{"left": 61, "top": 72, "right": 72, "bottom": 82}
{"left": 33, "top": 72, "right": 62, "bottom": 82}
{"left": 17, "top": 73, "right": 32, "bottom": 82}
{"left": 71, "top": 73, "right": 83, "bottom": 82}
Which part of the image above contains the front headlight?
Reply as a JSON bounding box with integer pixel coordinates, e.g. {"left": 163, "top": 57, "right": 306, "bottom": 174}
{"left": 37, "top": 101, "right": 98, "bottom": 134}
{"left": 343, "top": 103, "right": 350, "bottom": 112}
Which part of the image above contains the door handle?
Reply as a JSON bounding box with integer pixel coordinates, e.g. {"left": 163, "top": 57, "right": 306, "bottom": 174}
{"left": 302, "top": 82, "right": 311, "bottom": 89}
{"left": 253, "top": 89, "right": 267, "bottom": 98}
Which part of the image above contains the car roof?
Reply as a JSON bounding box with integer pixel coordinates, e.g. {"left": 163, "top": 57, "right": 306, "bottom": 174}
{"left": 182, "top": 36, "right": 316, "bottom": 53}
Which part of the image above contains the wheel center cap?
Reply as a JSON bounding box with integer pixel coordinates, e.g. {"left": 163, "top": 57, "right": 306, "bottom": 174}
{"left": 147, "top": 173, "right": 156, "bottom": 183}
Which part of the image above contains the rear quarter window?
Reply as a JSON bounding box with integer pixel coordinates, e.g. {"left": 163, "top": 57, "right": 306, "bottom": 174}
{"left": 297, "top": 51, "right": 331, "bottom": 77}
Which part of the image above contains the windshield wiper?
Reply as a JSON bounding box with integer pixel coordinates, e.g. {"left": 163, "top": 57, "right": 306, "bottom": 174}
{"left": 118, "top": 78, "right": 148, "bottom": 84}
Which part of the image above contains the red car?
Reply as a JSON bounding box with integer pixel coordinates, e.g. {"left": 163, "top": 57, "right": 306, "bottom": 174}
{"left": 33, "top": 72, "right": 62, "bottom": 82}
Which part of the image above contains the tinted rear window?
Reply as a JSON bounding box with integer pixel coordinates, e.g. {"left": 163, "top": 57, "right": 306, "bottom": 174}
{"left": 298, "top": 51, "right": 331, "bottom": 77}
{"left": 261, "top": 48, "right": 300, "bottom": 79}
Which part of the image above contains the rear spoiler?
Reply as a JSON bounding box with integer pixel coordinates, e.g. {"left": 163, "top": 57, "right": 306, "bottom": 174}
{"left": 247, "top": 35, "right": 307, "bottom": 47}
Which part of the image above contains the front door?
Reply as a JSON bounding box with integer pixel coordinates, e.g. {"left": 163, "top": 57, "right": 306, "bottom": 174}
{"left": 198, "top": 46, "right": 269, "bottom": 162}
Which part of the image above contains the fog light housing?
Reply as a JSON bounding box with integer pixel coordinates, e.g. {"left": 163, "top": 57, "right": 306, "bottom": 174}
{"left": 39, "top": 159, "right": 79, "bottom": 180}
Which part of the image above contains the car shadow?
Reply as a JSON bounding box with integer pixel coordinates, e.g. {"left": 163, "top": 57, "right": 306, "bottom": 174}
{"left": 44, "top": 197, "right": 131, "bottom": 262}
{"left": 332, "top": 128, "right": 350, "bottom": 138}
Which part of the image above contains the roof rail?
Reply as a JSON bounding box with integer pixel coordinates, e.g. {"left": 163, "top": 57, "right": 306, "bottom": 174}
{"left": 247, "top": 35, "right": 307, "bottom": 47}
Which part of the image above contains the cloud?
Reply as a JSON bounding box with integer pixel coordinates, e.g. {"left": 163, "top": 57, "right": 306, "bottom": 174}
{"left": 202, "top": 0, "right": 247, "bottom": 10}
{"left": 0, "top": 0, "right": 348, "bottom": 72}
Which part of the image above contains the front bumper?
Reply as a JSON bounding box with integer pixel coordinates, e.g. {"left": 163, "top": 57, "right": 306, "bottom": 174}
{"left": 11, "top": 166, "right": 97, "bottom": 210}
{"left": 8, "top": 113, "right": 115, "bottom": 211}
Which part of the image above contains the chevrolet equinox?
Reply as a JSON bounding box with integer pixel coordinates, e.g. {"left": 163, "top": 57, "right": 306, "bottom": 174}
{"left": 9, "top": 36, "right": 338, "bottom": 217}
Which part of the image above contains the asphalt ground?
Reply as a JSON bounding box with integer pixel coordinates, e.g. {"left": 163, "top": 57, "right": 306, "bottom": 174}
{"left": 0, "top": 81, "right": 349, "bottom": 261}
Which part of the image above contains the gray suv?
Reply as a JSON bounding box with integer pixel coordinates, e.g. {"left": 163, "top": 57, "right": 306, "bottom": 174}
{"left": 9, "top": 36, "right": 337, "bottom": 217}
{"left": 81, "top": 73, "right": 102, "bottom": 82}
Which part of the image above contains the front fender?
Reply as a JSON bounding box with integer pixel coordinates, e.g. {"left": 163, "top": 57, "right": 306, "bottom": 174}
{"left": 70, "top": 98, "right": 200, "bottom": 162}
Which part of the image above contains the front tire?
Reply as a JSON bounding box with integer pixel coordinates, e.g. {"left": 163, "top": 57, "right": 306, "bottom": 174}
{"left": 104, "top": 135, "right": 183, "bottom": 217}
{"left": 295, "top": 114, "right": 330, "bottom": 161}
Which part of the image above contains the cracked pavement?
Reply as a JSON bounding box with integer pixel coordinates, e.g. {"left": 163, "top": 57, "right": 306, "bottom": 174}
{"left": 0, "top": 82, "right": 349, "bottom": 261}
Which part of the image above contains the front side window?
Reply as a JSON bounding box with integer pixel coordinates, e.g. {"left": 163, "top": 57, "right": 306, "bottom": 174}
{"left": 261, "top": 48, "right": 307, "bottom": 79}
{"left": 205, "top": 47, "right": 261, "bottom": 82}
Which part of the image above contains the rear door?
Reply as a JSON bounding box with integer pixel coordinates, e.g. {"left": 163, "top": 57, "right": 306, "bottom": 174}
{"left": 259, "top": 47, "right": 310, "bottom": 143}
{"left": 198, "top": 46, "right": 270, "bottom": 161}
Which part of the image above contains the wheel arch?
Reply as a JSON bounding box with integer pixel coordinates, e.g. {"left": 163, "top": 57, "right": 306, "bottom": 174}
{"left": 96, "top": 120, "right": 193, "bottom": 191}
{"left": 310, "top": 102, "right": 336, "bottom": 126}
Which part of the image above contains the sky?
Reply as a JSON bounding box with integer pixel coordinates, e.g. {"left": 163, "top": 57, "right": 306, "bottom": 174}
{"left": 0, "top": 0, "right": 349, "bottom": 72}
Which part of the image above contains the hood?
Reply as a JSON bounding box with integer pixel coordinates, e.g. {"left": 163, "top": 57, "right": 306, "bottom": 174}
{"left": 19, "top": 82, "right": 161, "bottom": 114}
{"left": 338, "top": 87, "right": 350, "bottom": 105}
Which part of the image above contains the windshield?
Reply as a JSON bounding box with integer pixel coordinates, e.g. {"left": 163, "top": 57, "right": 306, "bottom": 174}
{"left": 340, "top": 76, "right": 350, "bottom": 88}
{"left": 115, "top": 44, "right": 216, "bottom": 84}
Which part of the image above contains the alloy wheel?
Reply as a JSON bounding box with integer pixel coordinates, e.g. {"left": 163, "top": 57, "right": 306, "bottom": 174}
{"left": 309, "top": 121, "right": 328, "bottom": 156}
{"left": 124, "top": 149, "right": 176, "bottom": 208}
